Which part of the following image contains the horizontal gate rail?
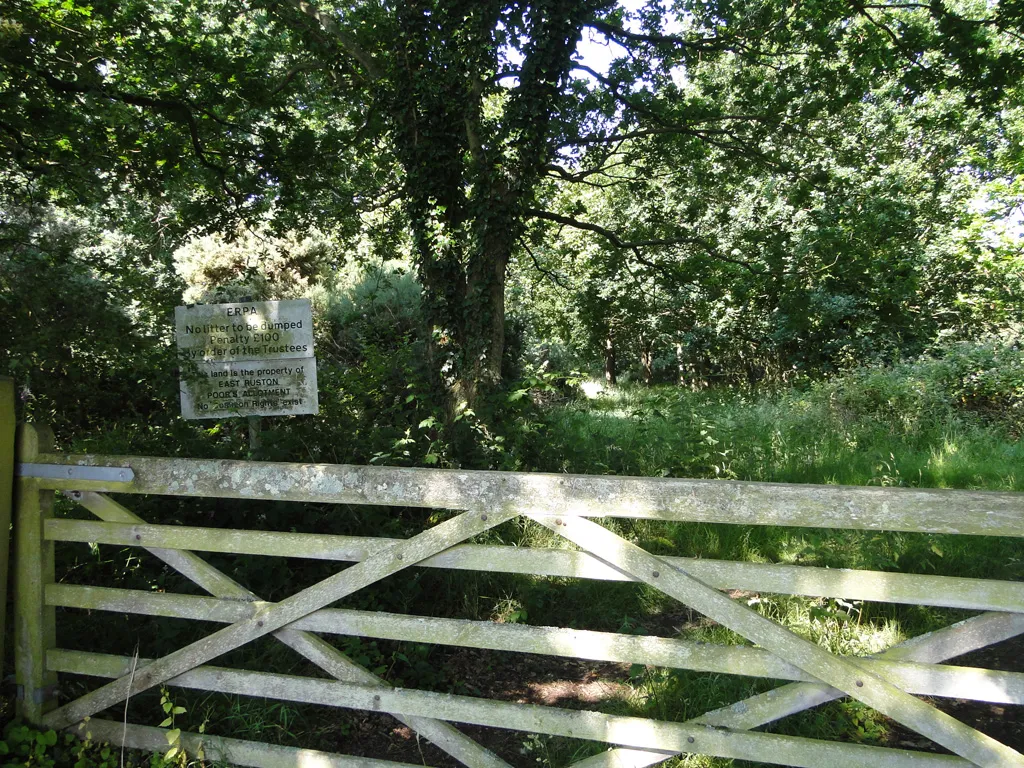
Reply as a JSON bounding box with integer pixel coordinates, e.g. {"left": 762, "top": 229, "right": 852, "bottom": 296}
{"left": 578, "top": 611, "right": 1024, "bottom": 768}
{"left": 80, "top": 718, "right": 426, "bottom": 768}
{"left": 29, "top": 451, "right": 1024, "bottom": 535}
{"left": 44, "top": 583, "right": 1024, "bottom": 705}
{"left": 528, "top": 514, "right": 1024, "bottom": 766}
{"left": 46, "top": 516, "right": 1024, "bottom": 612}
{"left": 48, "top": 488, "right": 512, "bottom": 768}
{"left": 50, "top": 650, "right": 977, "bottom": 768}
{"left": 14, "top": 431, "right": 1024, "bottom": 768}
{"left": 41, "top": 504, "right": 516, "bottom": 731}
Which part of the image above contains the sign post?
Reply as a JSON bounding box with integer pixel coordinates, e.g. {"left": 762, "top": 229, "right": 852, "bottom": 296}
{"left": 175, "top": 299, "right": 319, "bottom": 423}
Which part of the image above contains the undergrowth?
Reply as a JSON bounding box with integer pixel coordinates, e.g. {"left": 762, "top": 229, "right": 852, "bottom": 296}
{"left": 34, "top": 339, "right": 1024, "bottom": 767}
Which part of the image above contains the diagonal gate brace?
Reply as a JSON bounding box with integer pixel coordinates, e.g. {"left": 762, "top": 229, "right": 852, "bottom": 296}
{"left": 43, "top": 500, "right": 518, "bottom": 737}
{"left": 530, "top": 513, "right": 1024, "bottom": 768}
{"left": 63, "top": 491, "right": 511, "bottom": 768}
{"left": 572, "top": 611, "right": 1024, "bottom": 768}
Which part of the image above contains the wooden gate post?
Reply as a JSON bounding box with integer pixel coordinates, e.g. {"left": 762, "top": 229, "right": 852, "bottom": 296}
{"left": 0, "top": 377, "right": 14, "bottom": 675}
{"left": 13, "top": 424, "right": 58, "bottom": 722}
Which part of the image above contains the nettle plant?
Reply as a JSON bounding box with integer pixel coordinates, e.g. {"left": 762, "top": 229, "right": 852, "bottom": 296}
{"left": 0, "top": 721, "right": 172, "bottom": 768}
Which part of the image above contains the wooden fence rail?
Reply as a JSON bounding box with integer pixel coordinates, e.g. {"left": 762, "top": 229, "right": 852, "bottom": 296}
{"left": 12, "top": 422, "right": 1024, "bottom": 768}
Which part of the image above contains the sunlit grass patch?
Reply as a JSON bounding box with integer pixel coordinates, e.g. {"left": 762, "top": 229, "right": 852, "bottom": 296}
{"left": 536, "top": 376, "right": 1023, "bottom": 491}
{"left": 497, "top": 371, "right": 1024, "bottom": 764}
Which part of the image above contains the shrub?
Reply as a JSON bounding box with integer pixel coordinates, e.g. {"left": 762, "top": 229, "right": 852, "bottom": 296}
{"left": 173, "top": 226, "right": 338, "bottom": 304}
{"left": 823, "top": 335, "right": 1024, "bottom": 435}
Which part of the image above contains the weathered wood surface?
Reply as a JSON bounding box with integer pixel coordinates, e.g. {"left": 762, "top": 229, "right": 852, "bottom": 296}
{"left": 273, "top": 629, "right": 511, "bottom": 768}
{"left": 697, "top": 611, "right": 1024, "bottom": 730}
{"left": 579, "top": 610, "right": 1024, "bottom": 768}
{"left": 71, "top": 493, "right": 260, "bottom": 600}
{"left": 30, "top": 451, "right": 1024, "bottom": 535}
{"left": 42, "top": 506, "right": 516, "bottom": 732}
{"left": 532, "top": 514, "right": 1024, "bottom": 767}
{"left": 49, "top": 650, "right": 973, "bottom": 768}
{"left": 24, "top": 449, "right": 1024, "bottom": 767}
{"left": 80, "top": 718, "right": 425, "bottom": 768}
{"left": 0, "top": 377, "right": 15, "bottom": 672}
{"left": 45, "top": 583, "right": 1024, "bottom": 705}
{"left": 14, "top": 425, "right": 57, "bottom": 722}
{"left": 571, "top": 749, "right": 678, "bottom": 768}
{"left": 59, "top": 492, "right": 511, "bottom": 768}
{"left": 47, "top": 517, "right": 1024, "bottom": 612}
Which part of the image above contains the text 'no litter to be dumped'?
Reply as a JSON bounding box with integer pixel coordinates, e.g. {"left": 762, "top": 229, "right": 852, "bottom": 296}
{"left": 175, "top": 299, "right": 319, "bottom": 419}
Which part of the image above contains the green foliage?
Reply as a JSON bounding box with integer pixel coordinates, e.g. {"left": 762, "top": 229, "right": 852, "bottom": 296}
{"left": 245, "top": 264, "right": 445, "bottom": 467}
{"left": 519, "top": 338, "right": 1024, "bottom": 495}
{"left": 2, "top": 2, "right": 1024, "bottom": 762}
{"left": 0, "top": 204, "right": 181, "bottom": 436}
{"left": 825, "top": 335, "right": 1024, "bottom": 436}
{"left": 5, "top": 0, "right": 1021, "bottom": 398}
{"left": 33, "top": 339, "right": 1024, "bottom": 766}
{"left": 318, "top": 265, "right": 423, "bottom": 368}
{"left": 520, "top": 107, "right": 1024, "bottom": 384}
{"left": 157, "top": 688, "right": 189, "bottom": 764}
{"left": 0, "top": 722, "right": 171, "bottom": 768}
{"left": 174, "top": 226, "right": 341, "bottom": 305}
{"left": 0, "top": 724, "right": 59, "bottom": 768}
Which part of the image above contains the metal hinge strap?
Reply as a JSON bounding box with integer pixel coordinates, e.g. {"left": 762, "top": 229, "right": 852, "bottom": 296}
{"left": 15, "top": 684, "right": 59, "bottom": 704}
{"left": 15, "top": 464, "right": 134, "bottom": 483}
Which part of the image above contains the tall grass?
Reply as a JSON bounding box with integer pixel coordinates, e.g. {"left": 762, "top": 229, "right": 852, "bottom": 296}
{"left": 491, "top": 344, "right": 1024, "bottom": 764}
{"left": 533, "top": 377, "right": 1022, "bottom": 492}
{"left": 50, "top": 340, "right": 1024, "bottom": 766}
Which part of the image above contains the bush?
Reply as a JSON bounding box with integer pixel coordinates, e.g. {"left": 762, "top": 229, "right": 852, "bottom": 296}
{"left": 317, "top": 265, "right": 422, "bottom": 367}
{"left": 824, "top": 335, "right": 1024, "bottom": 435}
{"left": 173, "top": 226, "right": 338, "bottom": 304}
{"left": 0, "top": 206, "right": 179, "bottom": 437}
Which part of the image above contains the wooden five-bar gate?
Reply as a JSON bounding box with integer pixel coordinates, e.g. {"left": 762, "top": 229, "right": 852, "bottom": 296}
{"left": 9, "top": 420, "right": 1024, "bottom": 768}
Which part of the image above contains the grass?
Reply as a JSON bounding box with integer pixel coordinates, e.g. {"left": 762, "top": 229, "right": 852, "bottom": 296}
{"left": 531, "top": 381, "right": 1023, "bottom": 490}
{"left": 486, "top": 377, "right": 1023, "bottom": 765}
{"left": 41, "top": 353, "right": 1024, "bottom": 767}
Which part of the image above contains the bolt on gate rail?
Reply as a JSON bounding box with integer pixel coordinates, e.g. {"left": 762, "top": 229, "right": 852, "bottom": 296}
{"left": 11, "top": 421, "right": 1024, "bottom": 768}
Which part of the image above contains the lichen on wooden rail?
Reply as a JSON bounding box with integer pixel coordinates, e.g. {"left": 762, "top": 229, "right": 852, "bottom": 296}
{"left": 81, "top": 718, "right": 425, "bottom": 768}
{"left": 44, "top": 584, "right": 1024, "bottom": 704}
{"left": 31, "top": 452, "right": 1024, "bottom": 535}
{"left": 50, "top": 650, "right": 975, "bottom": 768}
{"left": 42, "top": 506, "right": 516, "bottom": 731}
{"left": 532, "top": 514, "right": 1024, "bottom": 767}
{"left": 64, "top": 492, "right": 510, "bottom": 768}
{"left": 45, "top": 517, "right": 1024, "bottom": 612}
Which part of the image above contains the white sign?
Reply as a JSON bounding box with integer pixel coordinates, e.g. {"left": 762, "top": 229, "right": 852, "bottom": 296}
{"left": 176, "top": 299, "right": 319, "bottom": 419}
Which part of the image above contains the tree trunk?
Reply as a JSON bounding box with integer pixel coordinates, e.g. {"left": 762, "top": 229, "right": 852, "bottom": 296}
{"left": 604, "top": 332, "right": 617, "bottom": 386}
{"left": 640, "top": 333, "right": 654, "bottom": 386}
{"left": 451, "top": 227, "right": 512, "bottom": 407}
{"left": 387, "top": 1, "right": 591, "bottom": 410}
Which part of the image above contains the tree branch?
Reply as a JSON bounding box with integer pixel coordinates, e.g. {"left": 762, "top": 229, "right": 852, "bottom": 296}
{"left": 572, "top": 64, "right": 671, "bottom": 126}
{"left": 528, "top": 206, "right": 705, "bottom": 249}
{"left": 861, "top": 3, "right": 930, "bottom": 8}
{"left": 519, "top": 238, "right": 570, "bottom": 289}
{"left": 27, "top": 68, "right": 253, "bottom": 207}
{"left": 38, "top": 71, "right": 231, "bottom": 175}
{"left": 286, "top": 0, "right": 384, "bottom": 80}
{"left": 269, "top": 62, "right": 326, "bottom": 96}
{"left": 0, "top": 120, "right": 51, "bottom": 174}
{"left": 542, "top": 161, "right": 633, "bottom": 188}
{"left": 561, "top": 122, "right": 787, "bottom": 172}
{"left": 464, "top": 76, "right": 486, "bottom": 166}
{"left": 526, "top": 207, "right": 764, "bottom": 275}
{"left": 586, "top": 19, "right": 727, "bottom": 52}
